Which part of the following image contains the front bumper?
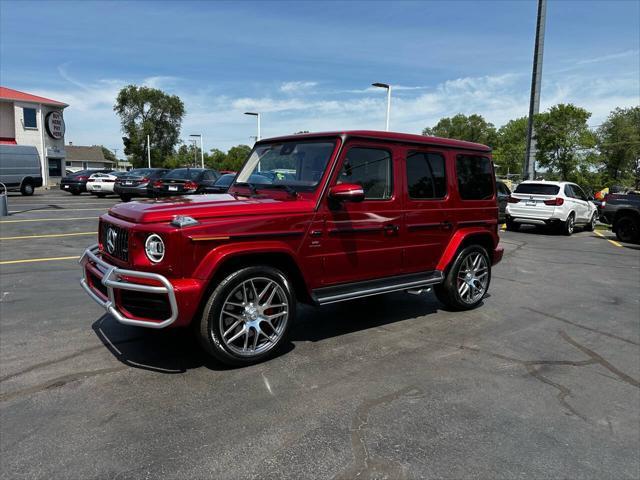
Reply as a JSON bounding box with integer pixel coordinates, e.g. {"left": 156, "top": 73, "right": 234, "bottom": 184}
{"left": 80, "top": 244, "right": 179, "bottom": 328}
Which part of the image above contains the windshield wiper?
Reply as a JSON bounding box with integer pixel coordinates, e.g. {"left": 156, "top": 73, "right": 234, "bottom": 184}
{"left": 258, "top": 184, "right": 298, "bottom": 198}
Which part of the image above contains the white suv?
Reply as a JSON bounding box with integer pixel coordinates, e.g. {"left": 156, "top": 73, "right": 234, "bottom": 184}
{"left": 505, "top": 181, "right": 597, "bottom": 235}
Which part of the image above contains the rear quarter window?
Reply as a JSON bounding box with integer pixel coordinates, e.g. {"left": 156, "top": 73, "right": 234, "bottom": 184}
{"left": 456, "top": 155, "right": 494, "bottom": 200}
{"left": 515, "top": 184, "right": 560, "bottom": 195}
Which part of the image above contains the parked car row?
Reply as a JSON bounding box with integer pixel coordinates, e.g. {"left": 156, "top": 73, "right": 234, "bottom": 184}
{"left": 60, "top": 167, "right": 236, "bottom": 200}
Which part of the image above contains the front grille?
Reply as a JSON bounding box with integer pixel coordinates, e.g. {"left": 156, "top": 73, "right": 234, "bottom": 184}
{"left": 101, "top": 222, "right": 129, "bottom": 262}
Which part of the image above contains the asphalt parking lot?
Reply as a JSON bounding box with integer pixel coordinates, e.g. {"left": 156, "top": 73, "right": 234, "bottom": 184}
{"left": 1, "top": 189, "right": 639, "bottom": 480}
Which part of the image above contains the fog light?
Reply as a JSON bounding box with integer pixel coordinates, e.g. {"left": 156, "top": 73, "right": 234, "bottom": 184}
{"left": 145, "top": 234, "right": 165, "bottom": 263}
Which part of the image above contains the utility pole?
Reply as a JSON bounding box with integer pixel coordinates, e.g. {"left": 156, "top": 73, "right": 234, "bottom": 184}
{"left": 523, "top": 0, "right": 547, "bottom": 181}
{"left": 372, "top": 83, "right": 392, "bottom": 131}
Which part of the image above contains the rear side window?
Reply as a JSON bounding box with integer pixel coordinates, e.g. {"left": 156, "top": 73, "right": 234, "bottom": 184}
{"left": 406, "top": 151, "right": 446, "bottom": 199}
{"left": 516, "top": 183, "right": 561, "bottom": 195}
{"left": 338, "top": 147, "right": 393, "bottom": 200}
{"left": 456, "top": 155, "right": 494, "bottom": 200}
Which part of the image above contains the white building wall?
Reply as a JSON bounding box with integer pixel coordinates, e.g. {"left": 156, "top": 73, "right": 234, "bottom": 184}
{"left": 12, "top": 102, "right": 66, "bottom": 185}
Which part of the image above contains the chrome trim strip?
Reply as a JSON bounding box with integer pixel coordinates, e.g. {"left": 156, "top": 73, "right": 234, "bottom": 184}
{"left": 79, "top": 244, "right": 178, "bottom": 329}
{"left": 315, "top": 272, "right": 444, "bottom": 305}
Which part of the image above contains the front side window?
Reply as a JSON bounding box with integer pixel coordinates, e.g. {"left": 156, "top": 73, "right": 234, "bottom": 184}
{"left": 23, "top": 108, "right": 37, "bottom": 128}
{"left": 337, "top": 147, "right": 393, "bottom": 200}
{"left": 235, "top": 140, "right": 336, "bottom": 191}
{"left": 456, "top": 155, "right": 494, "bottom": 200}
{"left": 406, "top": 151, "right": 446, "bottom": 199}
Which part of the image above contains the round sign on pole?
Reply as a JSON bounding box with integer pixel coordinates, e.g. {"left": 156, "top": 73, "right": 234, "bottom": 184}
{"left": 45, "top": 111, "right": 66, "bottom": 139}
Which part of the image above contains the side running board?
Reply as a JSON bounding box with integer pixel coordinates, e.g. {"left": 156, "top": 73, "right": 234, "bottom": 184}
{"left": 312, "top": 271, "right": 444, "bottom": 305}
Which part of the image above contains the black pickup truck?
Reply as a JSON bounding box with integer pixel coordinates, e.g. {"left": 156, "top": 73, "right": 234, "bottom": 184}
{"left": 601, "top": 193, "right": 640, "bottom": 243}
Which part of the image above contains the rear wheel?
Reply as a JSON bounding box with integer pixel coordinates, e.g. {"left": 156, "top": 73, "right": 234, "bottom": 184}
{"left": 96, "top": 193, "right": 107, "bottom": 198}
{"left": 584, "top": 213, "right": 597, "bottom": 232}
{"left": 434, "top": 245, "right": 491, "bottom": 311}
{"left": 198, "top": 266, "right": 295, "bottom": 366}
{"left": 71, "top": 190, "right": 81, "bottom": 196}
{"left": 562, "top": 213, "right": 575, "bottom": 236}
{"left": 505, "top": 219, "right": 519, "bottom": 231}
{"left": 615, "top": 215, "right": 640, "bottom": 243}
{"left": 120, "top": 195, "right": 131, "bottom": 202}
{"left": 20, "top": 181, "right": 34, "bottom": 196}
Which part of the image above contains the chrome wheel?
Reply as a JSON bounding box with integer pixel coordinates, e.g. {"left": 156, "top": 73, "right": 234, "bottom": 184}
{"left": 567, "top": 216, "right": 575, "bottom": 234}
{"left": 218, "top": 277, "right": 289, "bottom": 357}
{"left": 456, "top": 252, "right": 489, "bottom": 304}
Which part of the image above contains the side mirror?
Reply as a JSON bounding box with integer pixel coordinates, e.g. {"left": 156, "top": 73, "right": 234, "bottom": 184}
{"left": 328, "top": 183, "right": 364, "bottom": 203}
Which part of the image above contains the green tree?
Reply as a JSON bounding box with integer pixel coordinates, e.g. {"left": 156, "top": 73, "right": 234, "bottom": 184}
{"left": 493, "top": 117, "right": 527, "bottom": 177}
{"left": 206, "top": 148, "right": 227, "bottom": 170}
{"left": 114, "top": 85, "right": 185, "bottom": 167}
{"left": 422, "top": 113, "right": 498, "bottom": 147}
{"left": 597, "top": 106, "right": 640, "bottom": 186}
{"left": 100, "top": 146, "right": 117, "bottom": 164}
{"left": 534, "top": 104, "right": 596, "bottom": 181}
{"left": 224, "top": 145, "right": 252, "bottom": 171}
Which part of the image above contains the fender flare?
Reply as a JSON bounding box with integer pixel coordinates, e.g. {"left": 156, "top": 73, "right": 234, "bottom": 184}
{"left": 193, "top": 240, "right": 306, "bottom": 285}
{"left": 436, "top": 227, "right": 497, "bottom": 272}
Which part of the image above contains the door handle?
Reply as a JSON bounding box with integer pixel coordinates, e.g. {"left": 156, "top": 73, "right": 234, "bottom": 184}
{"left": 384, "top": 224, "right": 399, "bottom": 234}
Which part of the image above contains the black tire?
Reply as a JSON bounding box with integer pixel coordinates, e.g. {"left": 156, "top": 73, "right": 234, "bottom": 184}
{"left": 71, "top": 191, "right": 81, "bottom": 196}
{"left": 198, "top": 266, "right": 296, "bottom": 366}
{"left": 20, "top": 181, "right": 34, "bottom": 196}
{"left": 120, "top": 195, "right": 131, "bottom": 202}
{"left": 584, "top": 213, "right": 597, "bottom": 232}
{"left": 562, "top": 213, "right": 575, "bottom": 236}
{"left": 96, "top": 193, "right": 107, "bottom": 198}
{"left": 615, "top": 215, "right": 640, "bottom": 243}
{"left": 434, "top": 245, "right": 491, "bottom": 311}
{"left": 505, "top": 219, "right": 519, "bottom": 231}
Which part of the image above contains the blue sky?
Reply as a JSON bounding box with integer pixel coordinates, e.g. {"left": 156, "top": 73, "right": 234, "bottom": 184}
{"left": 1, "top": 0, "right": 638, "bottom": 154}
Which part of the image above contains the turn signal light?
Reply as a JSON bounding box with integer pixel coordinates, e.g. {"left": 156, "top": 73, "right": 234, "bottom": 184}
{"left": 507, "top": 196, "right": 520, "bottom": 203}
{"left": 184, "top": 181, "right": 198, "bottom": 190}
{"left": 544, "top": 197, "right": 564, "bottom": 206}
{"left": 153, "top": 180, "right": 163, "bottom": 188}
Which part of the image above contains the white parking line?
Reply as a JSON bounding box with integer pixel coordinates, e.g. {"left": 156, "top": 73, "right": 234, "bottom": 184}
{"left": 0, "top": 217, "right": 98, "bottom": 224}
{"left": 0, "top": 231, "right": 97, "bottom": 241}
{"left": 9, "top": 207, "right": 109, "bottom": 214}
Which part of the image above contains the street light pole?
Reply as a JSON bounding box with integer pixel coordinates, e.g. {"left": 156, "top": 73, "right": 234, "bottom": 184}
{"left": 244, "top": 112, "right": 261, "bottom": 142}
{"left": 147, "top": 135, "right": 151, "bottom": 168}
{"left": 190, "top": 134, "right": 204, "bottom": 168}
{"left": 523, "top": 0, "right": 547, "bottom": 180}
{"left": 372, "top": 83, "right": 391, "bottom": 131}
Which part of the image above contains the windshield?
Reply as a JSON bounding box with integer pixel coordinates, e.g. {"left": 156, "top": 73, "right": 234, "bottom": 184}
{"left": 127, "top": 168, "right": 156, "bottom": 176}
{"left": 235, "top": 140, "right": 336, "bottom": 190}
{"left": 164, "top": 168, "right": 203, "bottom": 180}
{"left": 514, "top": 183, "right": 560, "bottom": 195}
{"left": 216, "top": 174, "right": 235, "bottom": 187}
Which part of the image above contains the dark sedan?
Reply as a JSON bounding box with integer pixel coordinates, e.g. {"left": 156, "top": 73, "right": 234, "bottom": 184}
{"left": 60, "top": 169, "right": 113, "bottom": 195}
{"left": 152, "top": 168, "right": 220, "bottom": 196}
{"left": 114, "top": 168, "right": 170, "bottom": 201}
{"left": 496, "top": 180, "right": 511, "bottom": 223}
{"left": 208, "top": 173, "right": 236, "bottom": 193}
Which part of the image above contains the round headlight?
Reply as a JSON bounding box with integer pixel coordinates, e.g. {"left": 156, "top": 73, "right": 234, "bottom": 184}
{"left": 145, "top": 234, "right": 165, "bottom": 263}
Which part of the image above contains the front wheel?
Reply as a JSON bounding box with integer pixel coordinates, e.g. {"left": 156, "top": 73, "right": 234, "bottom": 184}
{"left": 20, "top": 181, "right": 34, "bottom": 196}
{"left": 584, "top": 213, "right": 597, "bottom": 232}
{"left": 434, "top": 245, "right": 491, "bottom": 311}
{"left": 198, "top": 266, "right": 295, "bottom": 366}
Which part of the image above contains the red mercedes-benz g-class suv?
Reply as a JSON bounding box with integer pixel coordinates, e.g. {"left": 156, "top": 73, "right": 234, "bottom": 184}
{"left": 81, "top": 131, "right": 503, "bottom": 365}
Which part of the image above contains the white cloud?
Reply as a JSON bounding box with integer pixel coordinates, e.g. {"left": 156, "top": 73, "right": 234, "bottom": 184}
{"left": 279, "top": 81, "right": 318, "bottom": 93}
{"left": 33, "top": 61, "right": 638, "bottom": 154}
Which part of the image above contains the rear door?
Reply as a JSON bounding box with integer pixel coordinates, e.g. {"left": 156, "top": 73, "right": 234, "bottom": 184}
{"left": 402, "top": 147, "right": 453, "bottom": 273}
{"left": 316, "top": 141, "right": 404, "bottom": 286}
{"left": 567, "top": 184, "right": 590, "bottom": 222}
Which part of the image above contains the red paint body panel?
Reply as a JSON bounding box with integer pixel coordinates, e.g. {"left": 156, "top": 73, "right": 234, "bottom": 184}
{"left": 83, "top": 131, "right": 501, "bottom": 328}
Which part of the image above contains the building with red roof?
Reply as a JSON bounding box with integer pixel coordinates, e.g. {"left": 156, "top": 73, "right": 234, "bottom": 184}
{"left": 0, "top": 86, "right": 69, "bottom": 185}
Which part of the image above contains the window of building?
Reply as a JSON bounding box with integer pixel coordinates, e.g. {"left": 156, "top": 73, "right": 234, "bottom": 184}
{"left": 23, "top": 108, "right": 37, "bottom": 129}
{"left": 456, "top": 155, "right": 494, "bottom": 200}
{"left": 406, "top": 151, "right": 446, "bottom": 199}
{"left": 337, "top": 147, "right": 393, "bottom": 200}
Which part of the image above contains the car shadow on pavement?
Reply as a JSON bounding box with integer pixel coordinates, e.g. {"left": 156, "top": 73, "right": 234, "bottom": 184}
{"left": 91, "top": 292, "right": 442, "bottom": 373}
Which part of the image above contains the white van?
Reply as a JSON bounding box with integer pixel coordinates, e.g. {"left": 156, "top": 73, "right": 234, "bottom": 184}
{"left": 0, "top": 145, "right": 43, "bottom": 195}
